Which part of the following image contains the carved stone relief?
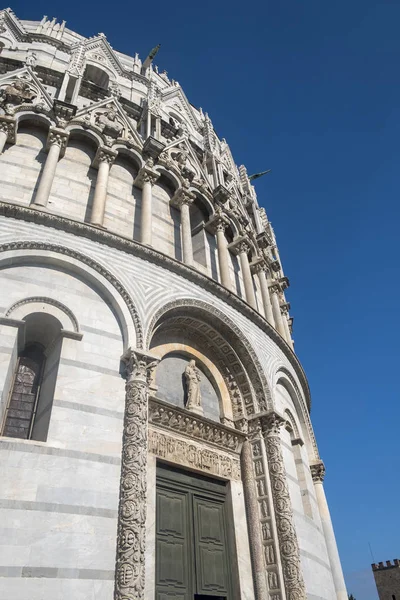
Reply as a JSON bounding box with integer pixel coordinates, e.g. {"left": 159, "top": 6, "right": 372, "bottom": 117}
{"left": 148, "top": 428, "right": 241, "bottom": 480}
{"left": 262, "top": 413, "right": 307, "bottom": 600}
{"left": 249, "top": 418, "right": 284, "bottom": 600}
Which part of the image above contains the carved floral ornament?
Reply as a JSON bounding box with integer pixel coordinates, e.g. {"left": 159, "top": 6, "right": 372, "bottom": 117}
{"left": 258, "top": 412, "right": 307, "bottom": 600}
{"left": 115, "top": 349, "right": 159, "bottom": 600}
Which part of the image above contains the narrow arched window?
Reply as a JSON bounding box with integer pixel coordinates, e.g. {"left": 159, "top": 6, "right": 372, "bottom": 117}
{"left": 2, "top": 343, "right": 45, "bottom": 439}
{"left": 1, "top": 312, "right": 62, "bottom": 441}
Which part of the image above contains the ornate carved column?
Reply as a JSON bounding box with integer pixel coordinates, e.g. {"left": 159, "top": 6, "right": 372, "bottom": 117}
{"left": 0, "top": 116, "right": 16, "bottom": 154}
{"left": 240, "top": 431, "right": 269, "bottom": 600}
{"left": 171, "top": 187, "right": 195, "bottom": 266}
{"left": 134, "top": 164, "right": 159, "bottom": 245}
{"left": 311, "top": 462, "right": 348, "bottom": 600}
{"left": 90, "top": 146, "right": 117, "bottom": 227}
{"left": 206, "top": 212, "right": 232, "bottom": 290}
{"left": 261, "top": 412, "right": 307, "bottom": 600}
{"left": 32, "top": 128, "right": 69, "bottom": 208}
{"left": 269, "top": 283, "right": 287, "bottom": 339}
{"left": 251, "top": 258, "right": 275, "bottom": 326}
{"left": 114, "top": 349, "right": 159, "bottom": 600}
{"left": 229, "top": 236, "right": 257, "bottom": 309}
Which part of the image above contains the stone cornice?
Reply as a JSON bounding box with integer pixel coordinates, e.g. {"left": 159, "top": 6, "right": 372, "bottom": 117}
{"left": 149, "top": 396, "right": 244, "bottom": 454}
{"left": 0, "top": 200, "right": 311, "bottom": 411}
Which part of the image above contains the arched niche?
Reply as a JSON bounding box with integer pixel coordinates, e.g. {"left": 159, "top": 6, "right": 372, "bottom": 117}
{"left": 0, "top": 116, "right": 49, "bottom": 206}
{"left": 152, "top": 169, "right": 182, "bottom": 260}
{"left": 190, "top": 194, "right": 213, "bottom": 271}
{"left": 147, "top": 299, "right": 272, "bottom": 417}
{"left": 1, "top": 311, "right": 64, "bottom": 442}
{"left": 107, "top": 151, "right": 140, "bottom": 239}
{"left": 53, "top": 128, "right": 99, "bottom": 222}
{"left": 6, "top": 296, "right": 79, "bottom": 333}
{"left": 274, "top": 371, "right": 319, "bottom": 461}
{"left": 0, "top": 243, "right": 142, "bottom": 350}
{"left": 150, "top": 342, "right": 231, "bottom": 422}
{"left": 83, "top": 64, "right": 110, "bottom": 90}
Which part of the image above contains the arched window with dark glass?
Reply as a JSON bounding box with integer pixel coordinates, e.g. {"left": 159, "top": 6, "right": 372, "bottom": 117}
{"left": 1, "top": 312, "right": 62, "bottom": 441}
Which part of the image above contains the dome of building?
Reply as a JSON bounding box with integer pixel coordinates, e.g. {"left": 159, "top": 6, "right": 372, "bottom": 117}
{"left": 0, "top": 8, "right": 346, "bottom": 600}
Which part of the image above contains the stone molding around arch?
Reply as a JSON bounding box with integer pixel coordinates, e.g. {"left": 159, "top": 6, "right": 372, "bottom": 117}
{"left": 0, "top": 201, "right": 311, "bottom": 411}
{"left": 0, "top": 240, "right": 143, "bottom": 348}
{"left": 276, "top": 368, "right": 319, "bottom": 459}
{"left": 5, "top": 295, "right": 80, "bottom": 332}
{"left": 146, "top": 297, "right": 273, "bottom": 415}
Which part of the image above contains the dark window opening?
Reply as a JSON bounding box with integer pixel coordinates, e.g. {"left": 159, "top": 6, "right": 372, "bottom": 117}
{"left": 1, "top": 312, "right": 63, "bottom": 442}
{"left": 2, "top": 343, "right": 45, "bottom": 440}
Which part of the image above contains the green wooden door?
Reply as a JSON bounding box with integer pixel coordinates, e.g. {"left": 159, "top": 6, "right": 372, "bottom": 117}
{"left": 156, "top": 465, "right": 232, "bottom": 600}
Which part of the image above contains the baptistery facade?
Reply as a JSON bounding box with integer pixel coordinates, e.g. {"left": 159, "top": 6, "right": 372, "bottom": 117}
{"left": 0, "top": 8, "right": 346, "bottom": 600}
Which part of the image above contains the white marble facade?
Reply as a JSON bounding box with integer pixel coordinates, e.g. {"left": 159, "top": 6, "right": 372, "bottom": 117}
{"left": 0, "top": 8, "right": 346, "bottom": 600}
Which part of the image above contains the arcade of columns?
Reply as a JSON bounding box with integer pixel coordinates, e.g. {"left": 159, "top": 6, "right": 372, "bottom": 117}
{"left": 0, "top": 117, "right": 293, "bottom": 349}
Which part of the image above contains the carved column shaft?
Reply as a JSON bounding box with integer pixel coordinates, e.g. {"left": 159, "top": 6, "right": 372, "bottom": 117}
{"left": 171, "top": 188, "right": 195, "bottom": 267}
{"left": 252, "top": 262, "right": 275, "bottom": 327}
{"left": 262, "top": 413, "right": 307, "bottom": 600}
{"left": 311, "top": 463, "right": 347, "bottom": 600}
{"left": 270, "top": 287, "right": 286, "bottom": 339}
{"left": 216, "top": 222, "right": 232, "bottom": 290}
{"left": 114, "top": 349, "right": 159, "bottom": 600}
{"left": 135, "top": 166, "right": 159, "bottom": 246}
{"left": 91, "top": 147, "right": 116, "bottom": 227}
{"left": 241, "top": 438, "right": 269, "bottom": 600}
{"left": 32, "top": 128, "right": 69, "bottom": 208}
{"left": 181, "top": 199, "right": 193, "bottom": 265}
{"left": 281, "top": 310, "right": 293, "bottom": 349}
{"left": 141, "top": 179, "right": 153, "bottom": 245}
{"left": 237, "top": 243, "right": 257, "bottom": 309}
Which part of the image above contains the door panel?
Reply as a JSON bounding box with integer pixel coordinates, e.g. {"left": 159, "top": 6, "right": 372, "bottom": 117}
{"left": 193, "top": 497, "right": 228, "bottom": 596}
{"left": 156, "top": 488, "right": 191, "bottom": 600}
{"left": 156, "top": 465, "right": 232, "bottom": 600}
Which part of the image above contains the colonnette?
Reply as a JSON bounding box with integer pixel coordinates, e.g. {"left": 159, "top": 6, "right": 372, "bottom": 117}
{"left": 0, "top": 8, "right": 347, "bottom": 600}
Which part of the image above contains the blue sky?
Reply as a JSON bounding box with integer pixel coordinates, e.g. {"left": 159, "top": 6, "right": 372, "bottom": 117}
{"left": 10, "top": 0, "right": 400, "bottom": 597}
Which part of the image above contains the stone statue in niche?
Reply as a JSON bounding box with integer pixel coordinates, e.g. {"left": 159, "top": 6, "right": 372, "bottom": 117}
{"left": 184, "top": 360, "right": 203, "bottom": 415}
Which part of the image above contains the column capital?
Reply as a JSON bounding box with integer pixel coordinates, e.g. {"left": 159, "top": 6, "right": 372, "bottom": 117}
{"left": 250, "top": 256, "right": 268, "bottom": 275}
{"left": 228, "top": 235, "right": 251, "bottom": 256}
{"left": 205, "top": 212, "right": 230, "bottom": 234}
{"left": 279, "top": 275, "right": 290, "bottom": 289}
{"left": 310, "top": 460, "right": 326, "bottom": 483}
{"left": 256, "top": 230, "right": 273, "bottom": 249}
{"left": 259, "top": 410, "right": 286, "bottom": 437}
{"left": 270, "top": 258, "right": 281, "bottom": 272}
{"left": 134, "top": 165, "right": 159, "bottom": 189}
{"left": 121, "top": 348, "right": 160, "bottom": 383}
{"left": 93, "top": 146, "right": 117, "bottom": 168}
{"left": 47, "top": 127, "right": 69, "bottom": 157}
{"left": 268, "top": 281, "right": 282, "bottom": 295}
{"left": 0, "top": 115, "right": 17, "bottom": 143}
{"left": 213, "top": 184, "right": 231, "bottom": 204}
{"left": 280, "top": 301, "right": 291, "bottom": 315}
{"left": 170, "top": 187, "right": 195, "bottom": 209}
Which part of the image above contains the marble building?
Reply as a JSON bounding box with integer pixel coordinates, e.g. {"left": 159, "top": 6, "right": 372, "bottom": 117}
{"left": 0, "top": 8, "right": 347, "bottom": 600}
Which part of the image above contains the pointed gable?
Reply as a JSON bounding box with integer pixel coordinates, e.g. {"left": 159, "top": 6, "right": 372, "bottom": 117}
{"left": 71, "top": 96, "right": 143, "bottom": 149}
{"left": 83, "top": 35, "right": 126, "bottom": 76}
{"left": 0, "top": 67, "right": 53, "bottom": 114}
{"left": 0, "top": 8, "right": 28, "bottom": 45}
{"left": 161, "top": 85, "right": 201, "bottom": 132}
